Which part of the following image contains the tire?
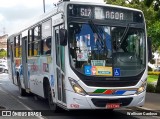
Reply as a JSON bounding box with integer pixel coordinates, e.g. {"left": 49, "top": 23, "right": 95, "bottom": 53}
{"left": 4, "top": 69, "right": 8, "bottom": 73}
{"left": 107, "top": 109, "right": 114, "bottom": 112}
{"left": 101, "top": 109, "right": 114, "bottom": 114}
{"left": 46, "top": 81, "right": 61, "bottom": 112}
{"left": 17, "top": 76, "right": 26, "bottom": 96}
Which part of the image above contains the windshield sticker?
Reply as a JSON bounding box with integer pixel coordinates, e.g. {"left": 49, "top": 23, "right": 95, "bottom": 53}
{"left": 85, "top": 34, "right": 90, "bottom": 46}
{"left": 77, "top": 52, "right": 88, "bottom": 61}
{"left": 79, "top": 36, "right": 88, "bottom": 51}
{"left": 96, "top": 66, "right": 112, "bottom": 76}
{"left": 91, "top": 66, "right": 112, "bottom": 76}
{"left": 91, "top": 66, "right": 96, "bottom": 75}
{"left": 91, "top": 60, "right": 105, "bottom": 66}
{"left": 114, "top": 68, "right": 121, "bottom": 76}
{"left": 84, "top": 65, "right": 92, "bottom": 75}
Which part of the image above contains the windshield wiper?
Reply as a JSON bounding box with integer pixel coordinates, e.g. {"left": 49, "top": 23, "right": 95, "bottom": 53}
{"left": 117, "top": 23, "right": 130, "bottom": 49}
{"left": 88, "top": 20, "right": 107, "bottom": 55}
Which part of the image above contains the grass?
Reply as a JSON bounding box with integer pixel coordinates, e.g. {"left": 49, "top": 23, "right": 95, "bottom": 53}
{"left": 147, "top": 75, "right": 158, "bottom": 83}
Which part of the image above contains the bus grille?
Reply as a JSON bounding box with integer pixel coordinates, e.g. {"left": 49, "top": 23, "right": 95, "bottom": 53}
{"left": 83, "top": 80, "right": 139, "bottom": 87}
{"left": 91, "top": 97, "right": 133, "bottom": 107}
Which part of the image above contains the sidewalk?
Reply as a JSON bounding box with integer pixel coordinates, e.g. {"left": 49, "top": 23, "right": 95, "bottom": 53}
{"left": 144, "top": 92, "right": 160, "bottom": 111}
{"left": 135, "top": 92, "right": 160, "bottom": 114}
{"left": 0, "top": 87, "right": 28, "bottom": 110}
{"left": 0, "top": 86, "right": 41, "bottom": 119}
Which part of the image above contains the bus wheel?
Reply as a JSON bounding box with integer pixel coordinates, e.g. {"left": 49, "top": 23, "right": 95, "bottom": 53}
{"left": 47, "top": 83, "right": 60, "bottom": 112}
{"left": 18, "top": 76, "right": 26, "bottom": 96}
{"left": 4, "top": 69, "right": 8, "bottom": 73}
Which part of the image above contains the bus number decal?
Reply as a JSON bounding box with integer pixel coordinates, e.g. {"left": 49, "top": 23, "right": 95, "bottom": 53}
{"left": 31, "top": 64, "right": 38, "bottom": 72}
{"left": 70, "top": 104, "right": 79, "bottom": 108}
{"left": 80, "top": 8, "right": 91, "bottom": 17}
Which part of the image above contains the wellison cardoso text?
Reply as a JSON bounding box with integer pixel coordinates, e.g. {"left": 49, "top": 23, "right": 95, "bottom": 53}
{"left": 127, "top": 111, "right": 158, "bottom": 116}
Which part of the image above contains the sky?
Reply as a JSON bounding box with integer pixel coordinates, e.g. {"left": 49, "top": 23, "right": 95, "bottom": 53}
{"left": 0, "top": 0, "right": 104, "bottom": 36}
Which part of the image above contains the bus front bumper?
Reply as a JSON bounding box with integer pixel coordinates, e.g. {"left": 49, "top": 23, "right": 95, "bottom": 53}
{"left": 66, "top": 90, "right": 146, "bottom": 109}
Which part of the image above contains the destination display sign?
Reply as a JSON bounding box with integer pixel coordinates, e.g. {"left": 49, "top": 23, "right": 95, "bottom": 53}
{"left": 68, "top": 4, "right": 143, "bottom": 23}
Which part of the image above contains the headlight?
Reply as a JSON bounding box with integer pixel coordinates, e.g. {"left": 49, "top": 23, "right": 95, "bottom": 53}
{"left": 69, "top": 78, "right": 87, "bottom": 96}
{"left": 136, "top": 80, "right": 147, "bottom": 94}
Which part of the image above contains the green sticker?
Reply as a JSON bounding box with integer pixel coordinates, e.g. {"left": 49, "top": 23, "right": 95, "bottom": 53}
{"left": 93, "top": 89, "right": 106, "bottom": 93}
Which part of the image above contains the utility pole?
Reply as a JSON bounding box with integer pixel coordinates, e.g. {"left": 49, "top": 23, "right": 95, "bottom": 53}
{"left": 3, "top": 27, "right": 5, "bottom": 35}
{"left": 43, "top": 0, "right": 45, "bottom": 13}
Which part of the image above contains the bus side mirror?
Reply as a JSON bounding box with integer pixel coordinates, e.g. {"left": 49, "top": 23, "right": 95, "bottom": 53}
{"left": 148, "top": 37, "right": 152, "bottom": 62}
{"left": 59, "top": 29, "right": 67, "bottom": 46}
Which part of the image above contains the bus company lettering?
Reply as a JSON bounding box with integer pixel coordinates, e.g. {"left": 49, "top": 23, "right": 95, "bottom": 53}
{"left": 106, "top": 11, "right": 123, "bottom": 20}
{"left": 31, "top": 64, "right": 38, "bottom": 72}
{"left": 80, "top": 8, "right": 91, "bottom": 17}
{"left": 70, "top": 104, "right": 79, "bottom": 108}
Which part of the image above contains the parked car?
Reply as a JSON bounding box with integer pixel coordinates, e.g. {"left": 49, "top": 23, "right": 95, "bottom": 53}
{"left": 0, "top": 59, "right": 7, "bottom": 63}
{"left": 0, "top": 63, "right": 8, "bottom": 73}
{"left": 154, "top": 66, "right": 160, "bottom": 71}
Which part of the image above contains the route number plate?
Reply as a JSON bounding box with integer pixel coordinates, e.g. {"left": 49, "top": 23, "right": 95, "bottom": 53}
{"left": 106, "top": 103, "right": 120, "bottom": 109}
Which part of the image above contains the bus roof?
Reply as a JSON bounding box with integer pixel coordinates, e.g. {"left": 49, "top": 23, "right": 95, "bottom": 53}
{"left": 8, "top": 1, "right": 143, "bottom": 38}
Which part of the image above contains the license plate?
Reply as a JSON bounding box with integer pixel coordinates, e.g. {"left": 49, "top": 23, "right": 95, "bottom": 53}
{"left": 106, "top": 103, "right": 120, "bottom": 109}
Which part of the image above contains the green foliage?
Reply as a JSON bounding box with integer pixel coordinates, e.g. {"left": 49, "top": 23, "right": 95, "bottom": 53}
{"left": 0, "top": 49, "right": 7, "bottom": 58}
{"left": 105, "top": 0, "right": 126, "bottom": 6}
{"left": 146, "top": 83, "right": 155, "bottom": 92}
{"left": 148, "top": 66, "right": 153, "bottom": 71}
{"left": 148, "top": 75, "right": 158, "bottom": 83}
{"left": 144, "top": 0, "right": 160, "bottom": 11}
{"left": 149, "top": 58, "right": 155, "bottom": 64}
{"left": 155, "top": 75, "right": 160, "bottom": 93}
{"left": 148, "top": 71, "right": 160, "bottom": 75}
{"left": 0, "top": 49, "right": 5, "bottom": 52}
{"left": 148, "top": 21, "right": 160, "bottom": 51}
{"left": 144, "top": 0, "right": 154, "bottom": 7}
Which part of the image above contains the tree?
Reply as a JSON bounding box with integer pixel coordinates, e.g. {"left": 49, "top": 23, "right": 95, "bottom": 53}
{"left": 145, "top": 0, "right": 160, "bottom": 11}
{"left": 0, "top": 49, "right": 5, "bottom": 52}
{"left": 0, "top": 49, "right": 7, "bottom": 58}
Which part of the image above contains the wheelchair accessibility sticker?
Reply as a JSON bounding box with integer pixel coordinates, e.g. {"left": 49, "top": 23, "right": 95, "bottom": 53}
{"left": 114, "top": 68, "right": 120, "bottom": 76}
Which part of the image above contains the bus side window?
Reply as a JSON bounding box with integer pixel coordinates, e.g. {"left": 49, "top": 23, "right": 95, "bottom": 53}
{"left": 14, "top": 35, "right": 21, "bottom": 58}
{"left": 42, "top": 19, "right": 51, "bottom": 55}
{"left": 43, "top": 37, "right": 51, "bottom": 55}
{"left": 28, "top": 29, "right": 33, "bottom": 56}
{"left": 33, "top": 25, "right": 41, "bottom": 56}
{"left": 7, "top": 39, "right": 10, "bottom": 58}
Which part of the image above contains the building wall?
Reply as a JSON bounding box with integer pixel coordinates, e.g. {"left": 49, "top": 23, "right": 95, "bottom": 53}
{"left": 0, "top": 34, "right": 8, "bottom": 50}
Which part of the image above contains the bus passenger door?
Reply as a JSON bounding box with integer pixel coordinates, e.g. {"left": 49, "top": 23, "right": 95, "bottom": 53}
{"left": 21, "top": 36, "right": 29, "bottom": 89}
{"left": 54, "top": 25, "right": 66, "bottom": 104}
{"left": 10, "top": 42, "right": 15, "bottom": 84}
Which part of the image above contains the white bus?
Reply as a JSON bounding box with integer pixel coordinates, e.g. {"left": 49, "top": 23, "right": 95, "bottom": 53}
{"left": 7, "top": 0, "right": 152, "bottom": 111}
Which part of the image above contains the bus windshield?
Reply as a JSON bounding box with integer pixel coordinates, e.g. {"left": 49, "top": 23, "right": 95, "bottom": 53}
{"left": 68, "top": 22, "right": 146, "bottom": 77}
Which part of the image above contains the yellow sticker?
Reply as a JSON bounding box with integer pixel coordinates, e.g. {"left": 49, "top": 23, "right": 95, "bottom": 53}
{"left": 47, "top": 56, "right": 52, "bottom": 64}
{"left": 95, "top": 66, "right": 112, "bottom": 76}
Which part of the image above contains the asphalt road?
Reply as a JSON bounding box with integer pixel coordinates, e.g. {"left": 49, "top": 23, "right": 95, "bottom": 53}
{"left": 0, "top": 73, "right": 159, "bottom": 119}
